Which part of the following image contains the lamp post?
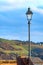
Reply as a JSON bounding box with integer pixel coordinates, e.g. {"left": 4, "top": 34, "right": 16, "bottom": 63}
{"left": 26, "top": 8, "right": 33, "bottom": 58}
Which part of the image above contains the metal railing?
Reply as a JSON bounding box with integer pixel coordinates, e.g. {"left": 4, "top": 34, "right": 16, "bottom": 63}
{"left": 0, "top": 60, "right": 43, "bottom": 65}
{"left": 0, "top": 60, "right": 17, "bottom": 65}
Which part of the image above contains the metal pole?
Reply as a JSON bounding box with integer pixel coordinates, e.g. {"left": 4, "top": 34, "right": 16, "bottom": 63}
{"left": 28, "top": 21, "right": 31, "bottom": 58}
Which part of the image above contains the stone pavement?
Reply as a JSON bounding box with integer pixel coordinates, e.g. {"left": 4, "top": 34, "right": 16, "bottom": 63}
{"left": 30, "top": 57, "right": 43, "bottom": 65}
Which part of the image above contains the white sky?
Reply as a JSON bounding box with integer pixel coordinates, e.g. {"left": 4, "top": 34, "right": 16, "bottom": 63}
{"left": 0, "top": 0, "right": 43, "bottom": 12}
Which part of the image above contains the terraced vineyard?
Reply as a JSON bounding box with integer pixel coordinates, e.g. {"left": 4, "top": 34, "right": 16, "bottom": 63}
{"left": 0, "top": 38, "right": 28, "bottom": 60}
{"left": 0, "top": 38, "right": 43, "bottom": 60}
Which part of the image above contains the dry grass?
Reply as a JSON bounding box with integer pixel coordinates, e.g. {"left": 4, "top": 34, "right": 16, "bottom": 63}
{"left": 31, "top": 45, "right": 43, "bottom": 49}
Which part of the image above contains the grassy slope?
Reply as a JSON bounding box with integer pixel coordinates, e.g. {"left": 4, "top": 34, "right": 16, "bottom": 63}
{"left": 0, "top": 38, "right": 43, "bottom": 56}
{"left": 0, "top": 38, "right": 28, "bottom": 56}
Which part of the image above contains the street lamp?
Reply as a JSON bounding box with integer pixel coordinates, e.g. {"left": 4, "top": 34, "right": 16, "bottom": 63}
{"left": 26, "top": 8, "right": 33, "bottom": 58}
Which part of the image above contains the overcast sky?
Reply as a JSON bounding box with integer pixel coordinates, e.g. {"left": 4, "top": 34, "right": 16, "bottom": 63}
{"left": 0, "top": 0, "right": 43, "bottom": 42}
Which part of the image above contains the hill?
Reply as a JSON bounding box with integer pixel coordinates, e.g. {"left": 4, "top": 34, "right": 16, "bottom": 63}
{"left": 0, "top": 38, "right": 43, "bottom": 60}
{"left": 0, "top": 38, "right": 28, "bottom": 60}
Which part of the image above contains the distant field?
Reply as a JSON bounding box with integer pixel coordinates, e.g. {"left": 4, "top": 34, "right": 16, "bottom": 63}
{"left": 31, "top": 45, "right": 43, "bottom": 49}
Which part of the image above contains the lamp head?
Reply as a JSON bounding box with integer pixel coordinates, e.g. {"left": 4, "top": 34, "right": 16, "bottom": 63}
{"left": 26, "top": 8, "right": 33, "bottom": 21}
